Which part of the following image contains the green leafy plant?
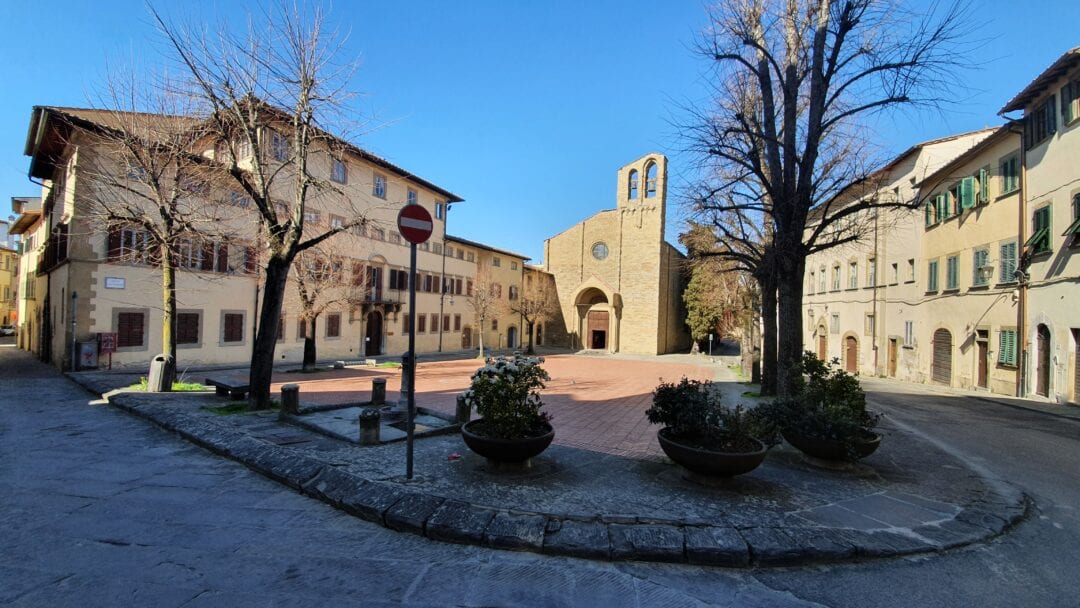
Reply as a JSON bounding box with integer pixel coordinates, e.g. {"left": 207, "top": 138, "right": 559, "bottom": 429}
{"left": 463, "top": 355, "right": 551, "bottom": 439}
{"left": 756, "top": 351, "right": 881, "bottom": 459}
{"left": 646, "top": 378, "right": 776, "bottom": 452}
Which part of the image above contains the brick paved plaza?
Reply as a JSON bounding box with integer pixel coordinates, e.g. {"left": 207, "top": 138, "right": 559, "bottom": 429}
{"left": 269, "top": 354, "right": 719, "bottom": 459}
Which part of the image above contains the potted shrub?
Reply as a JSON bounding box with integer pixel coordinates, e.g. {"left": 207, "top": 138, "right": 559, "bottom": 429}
{"left": 759, "top": 352, "right": 882, "bottom": 462}
{"left": 460, "top": 354, "right": 554, "bottom": 464}
{"left": 645, "top": 378, "right": 775, "bottom": 478}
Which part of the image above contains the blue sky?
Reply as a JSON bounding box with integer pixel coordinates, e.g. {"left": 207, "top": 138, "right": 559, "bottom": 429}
{"left": 2, "top": 1, "right": 1078, "bottom": 262}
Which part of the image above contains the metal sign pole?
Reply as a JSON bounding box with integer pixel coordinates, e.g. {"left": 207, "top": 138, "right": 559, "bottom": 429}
{"left": 406, "top": 241, "right": 417, "bottom": 479}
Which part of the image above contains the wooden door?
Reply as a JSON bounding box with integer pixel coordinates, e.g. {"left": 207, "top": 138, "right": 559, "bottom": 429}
{"left": 587, "top": 311, "right": 608, "bottom": 350}
{"left": 818, "top": 333, "right": 827, "bottom": 360}
{"left": 364, "top": 312, "right": 382, "bottom": 356}
{"left": 976, "top": 333, "right": 989, "bottom": 388}
{"left": 888, "top": 338, "right": 898, "bottom": 377}
{"left": 844, "top": 337, "right": 858, "bottom": 373}
{"left": 461, "top": 326, "right": 472, "bottom": 350}
{"left": 932, "top": 329, "right": 952, "bottom": 385}
{"left": 1036, "top": 324, "right": 1051, "bottom": 397}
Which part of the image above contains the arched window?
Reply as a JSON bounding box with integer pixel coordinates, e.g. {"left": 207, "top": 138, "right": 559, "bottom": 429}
{"left": 645, "top": 162, "right": 658, "bottom": 198}
{"left": 628, "top": 170, "right": 639, "bottom": 199}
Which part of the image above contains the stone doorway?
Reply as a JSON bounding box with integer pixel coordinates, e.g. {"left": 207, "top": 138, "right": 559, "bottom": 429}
{"left": 588, "top": 311, "right": 608, "bottom": 350}
{"left": 1036, "top": 324, "right": 1051, "bottom": 397}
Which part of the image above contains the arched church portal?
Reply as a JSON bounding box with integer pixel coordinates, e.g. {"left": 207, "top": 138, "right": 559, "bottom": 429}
{"left": 576, "top": 287, "right": 616, "bottom": 351}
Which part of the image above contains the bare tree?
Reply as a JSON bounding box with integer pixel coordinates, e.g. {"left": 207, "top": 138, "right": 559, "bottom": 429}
{"left": 686, "top": 0, "right": 970, "bottom": 396}
{"left": 152, "top": 3, "right": 369, "bottom": 407}
{"left": 58, "top": 76, "right": 239, "bottom": 381}
{"left": 508, "top": 270, "right": 559, "bottom": 355}
{"left": 467, "top": 266, "right": 497, "bottom": 359}
{"left": 291, "top": 244, "right": 367, "bottom": 371}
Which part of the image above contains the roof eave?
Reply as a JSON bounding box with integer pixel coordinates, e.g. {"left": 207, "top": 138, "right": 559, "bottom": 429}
{"left": 1000, "top": 47, "right": 1080, "bottom": 114}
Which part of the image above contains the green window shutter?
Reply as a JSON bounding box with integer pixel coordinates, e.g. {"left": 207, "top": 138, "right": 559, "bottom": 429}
{"left": 1007, "top": 331, "right": 1017, "bottom": 366}
{"left": 1063, "top": 82, "right": 1073, "bottom": 123}
{"left": 925, "top": 202, "right": 935, "bottom": 226}
{"left": 928, "top": 261, "right": 938, "bottom": 291}
{"left": 935, "top": 194, "right": 946, "bottom": 220}
{"left": 978, "top": 168, "right": 989, "bottom": 203}
{"left": 960, "top": 176, "right": 976, "bottom": 209}
{"left": 1000, "top": 242, "right": 1016, "bottom": 283}
{"left": 998, "top": 331, "right": 1008, "bottom": 364}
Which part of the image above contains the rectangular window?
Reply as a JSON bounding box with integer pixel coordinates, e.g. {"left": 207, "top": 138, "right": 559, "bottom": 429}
{"left": 277, "top": 315, "right": 285, "bottom": 342}
{"left": 329, "top": 214, "right": 345, "bottom": 229}
{"left": 978, "top": 167, "right": 990, "bottom": 204}
{"left": 117, "top": 312, "right": 145, "bottom": 348}
{"left": 999, "top": 240, "right": 1018, "bottom": 283}
{"left": 973, "top": 248, "right": 991, "bottom": 286}
{"left": 433, "top": 243, "right": 443, "bottom": 255}
{"left": 907, "top": 259, "right": 916, "bottom": 282}
{"left": 454, "top": 314, "right": 461, "bottom": 331}
{"left": 455, "top": 278, "right": 463, "bottom": 295}
{"left": 430, "top": 314, "right": 439, "bottom": 333}
{"left": 304, "top": 209, "right": 321, "bottom": 225}
{"left": 223, "top": 313, "right": 244, "bottom": 343}
{"left": 946, "top": 255, "right": 959, "bottom": 290}
{"left": 508, "top": 286, "right": 519, "bottom": 301}
{"left": 808, "top": 272, "right": 816, "bottom": 295}
{"left": 271, "top": 131, "right": 289, "bottom": 162}
{"left": 866, "top": 257, "right": 876, "bottom": 287}
{"left": 830, "top": 314, "right": 839, "bottom": 334}
{"left": 511, "top": 261, "right": 518, "bottom": 270}
{"left": 818, "top": 267, "right": 826, "bottom": 292}
{"left": 1000, "top": 154, "right": 1020, "bottom": 194}
{"left": 331, "top": 158, "right": 347, "bottom": 184}
{"left": 371, "top": 228, "right": 385, "bottom": 241}
{"left": 491, "top": 318, "right": 498, "bottom": 331}
{"left": 407, "top": 189, "right": 417, "bottom": 206}
{"left": 373, "top": 173, "right": 387, "bottom": 198}
{"left": 891, "top": 262, "right": 899, "bottom": 285}
{"left": 435, "top": 201, "right": 444, "bottom": 220}
{"left": 403, "top": 315, "right": 411, "bottom": 335}
{"left": 466, "top": 280, "right": 473, "bottom": 296}
{"left": 927, "top": 260, "right": 939, "bottom": 292}
{"left": 466, "top": 251, "right": 475, "bottom": 263}
{"left": 326, "top": 313, "right": 341, "bottom": 338}
{"left": 832, "top": 265, "right": 841, "bottom": 291}
{"left": 418, "top": 314, "right": 427, "bottom": 333}
{"left": 443, "top": 315, "right": 450, "bottom": 332}
{"left": 458, "top": 249, "right": 466, "bottom": 260}
{"left": 176, "top": 312, "right": 200, "bottom": 345}
{"left": 1063, "top": 79, "right": 1080, "bottom": 124}
{"left": 1067, "top": 193, "right": 1080, "bottom": 243}
{"left": 1028, "top": 206, "right": 1052, "bottom": 254}
{"left": 864, "top": 313, "right": 875, "bottom": 337}
{"left": 1025, "top": 95, "right": 1057, "bottom": 149}
{"left": 390, "top": 232, "right": 402, "bottom": 245}
{"left": 958, "top": 176, "right": 977, "bottom": 210}
{"left": 998, "top": 329, "right": 1018, "bottom": 366}
{"left": 904, "top": 321, "right": 915, "bottom": 347}
{"left": 848, "top": 261, "right": 858, "bottom": 290}
{"left": 492, "top": 256, "right": 501, "bottom": 268}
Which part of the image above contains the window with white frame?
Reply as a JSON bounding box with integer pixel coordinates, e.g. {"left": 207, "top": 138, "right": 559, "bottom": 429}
{"left": 867, "top": 257, "right": 876, "bottom": 287}
{"left": 973, "top": 247, "right": 991, "bottom": 286}
{"left": 407, "top": 188, "right": 417, "bottom": 206}
{"left": 373, "top": 173, "right": 387, "bottom": 198}
{"left": 435, "top": 201, "right": 444, "bottom": 219}
{"left": 331, "top": 158, "right": 347, "bottom": 184}
{"left": 271, "top": 131, "right": 289, "bottom": 162}
{"left": 832, "top": 264, "right": 841, "bottom": 291}
{"left": 904, "top": 320, "right": 914, "bottom": 347}
{"left": 492, "top": 256, "right": 501, "bottom": 268}
{"left": 830, "top": 314, "right": 840, "bottom": 334}
{"left": 1000, "top": 154, "right": 1020, "bottom": 194}
{"left": 848, "top": 261, "right": 858, "bottom": 289}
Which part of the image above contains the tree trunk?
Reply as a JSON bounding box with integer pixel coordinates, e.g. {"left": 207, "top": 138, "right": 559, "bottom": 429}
{"left": 477, "top": 319, "right": 485, "bottom": 359}
{"left": 249, "top": 255, "right": 291, "bottom": 409}
{"left": 525, "top": 320, "right": 535, "bottom": 355}
{"left": 160, "top": 246, "right": 177, "bottom": 387}
{"left": 775, "top": 256, "right": 806, "bottom": 398}
{"left": 302, "top": 315, "right": 318, "bottom": 371}
{"left": 759, "top": 273, "right": 777, "bottom": 396}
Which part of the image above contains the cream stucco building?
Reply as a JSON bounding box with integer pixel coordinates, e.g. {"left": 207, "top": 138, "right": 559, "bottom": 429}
{"left": 1001, "top": 47, "right": 1080, "bottom": 403}
{"left": 541, "top": 154, "right": 690, "bottom": 355}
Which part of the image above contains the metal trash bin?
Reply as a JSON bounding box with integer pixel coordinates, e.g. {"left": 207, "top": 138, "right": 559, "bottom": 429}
{"left": 147, "top": 354, "right": 176, "bottom": 393}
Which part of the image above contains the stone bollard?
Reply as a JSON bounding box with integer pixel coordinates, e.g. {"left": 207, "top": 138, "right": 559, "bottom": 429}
{"left": 281, "top": 384, "right": 300, "bottom": 416}
{"left": 456, "top": 393, "right": 471, "bottom": 424}
{"left": 400, "top": 352, "right": 413, "bottom": 397}
{"left": 371, "top": 378, "right": 387, "bottom": 406}
{"left": 359, "top": 408, "right": 381, "bottom": 445}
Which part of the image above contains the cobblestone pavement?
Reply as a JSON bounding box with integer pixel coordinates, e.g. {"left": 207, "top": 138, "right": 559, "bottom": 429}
{"left": 0, "top": 345, "right": 823, "bottom": 607}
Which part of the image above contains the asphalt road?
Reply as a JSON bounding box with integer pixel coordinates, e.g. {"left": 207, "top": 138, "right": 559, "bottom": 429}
{"left": 2, "top": 345, "right": 1079, "bottom": 607}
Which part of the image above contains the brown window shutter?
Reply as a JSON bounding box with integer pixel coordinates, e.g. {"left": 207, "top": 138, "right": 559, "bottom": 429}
{"left": 216, "top": 243, "right": 229, "bottom": 273}
{"left": 200, "top": 241, "right": 215, "bottom": 271}
{"left": 244, "top": 247, "right": 257, "bottom": 274}
{"left": 108, "top": 225, "right": 122, "bottom": 260}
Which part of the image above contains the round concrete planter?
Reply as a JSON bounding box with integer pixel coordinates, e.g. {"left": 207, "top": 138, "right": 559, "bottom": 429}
{"left": 461, "top": 420, "right": 555, "bottom": 463}
{"left": 657, "top": 428, "right": 767, "bottom": 477}
{"left": 782, "top": 429, "right": 881, "bottom": 462}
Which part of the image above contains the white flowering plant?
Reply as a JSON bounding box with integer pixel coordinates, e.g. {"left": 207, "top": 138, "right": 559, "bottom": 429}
{"left": 462, "top": 354, "right": 551, "bottom": 439}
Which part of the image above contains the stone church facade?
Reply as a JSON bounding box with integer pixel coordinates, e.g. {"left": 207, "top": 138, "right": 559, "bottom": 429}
{"left": 541, "top": 154, "right": 690, "bottom": 355}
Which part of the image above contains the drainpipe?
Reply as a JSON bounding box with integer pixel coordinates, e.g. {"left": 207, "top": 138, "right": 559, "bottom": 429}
{"left": 437, "top": 203, "right": 450, "bottom": 353}
{"left": 1016, "top": 124, "right": 1027, "bottom": 397}
{"left": 69, "top": 290, "right": 77, "bottom": 372}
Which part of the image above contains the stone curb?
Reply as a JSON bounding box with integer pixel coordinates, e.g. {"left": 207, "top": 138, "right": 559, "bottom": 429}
{"left": 94, "top": 386, "right": 1032, "bottom": 568}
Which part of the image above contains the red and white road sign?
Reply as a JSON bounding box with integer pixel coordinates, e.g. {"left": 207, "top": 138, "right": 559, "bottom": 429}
{"left": 397, "top": 204, "right": 434, "bottom": 244}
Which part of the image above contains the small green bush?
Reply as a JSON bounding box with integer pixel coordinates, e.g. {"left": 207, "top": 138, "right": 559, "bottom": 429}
{"left": 646, "top": 378, "right": 776, "bottom": 452}
{"left": 756, "top": 352, "right": 880, "bottom": 459}
{"left": 127, "top": 377, "right": 207, "bottom": 392}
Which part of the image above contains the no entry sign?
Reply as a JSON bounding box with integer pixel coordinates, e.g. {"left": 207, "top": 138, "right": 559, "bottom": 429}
{"left": 397, "top": 204, "right": 434, "bottom": 244}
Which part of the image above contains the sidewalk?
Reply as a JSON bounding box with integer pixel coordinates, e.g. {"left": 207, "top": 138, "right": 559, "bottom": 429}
{"left": 69, "top": 353, "right": 1030, "bottom": 568}
{"left": 860, "top": 376, "right": 1080, "bottom": 422}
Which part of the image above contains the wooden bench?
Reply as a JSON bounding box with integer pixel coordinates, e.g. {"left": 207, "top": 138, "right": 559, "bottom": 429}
{"left": 204, "top": 378, "right": 250, "bottom": 400}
